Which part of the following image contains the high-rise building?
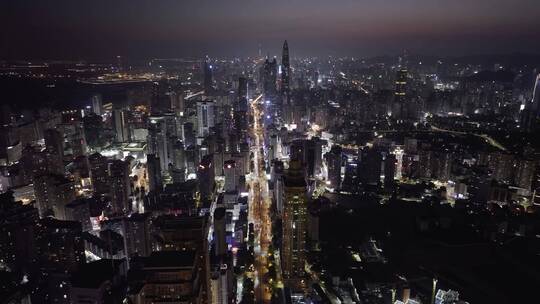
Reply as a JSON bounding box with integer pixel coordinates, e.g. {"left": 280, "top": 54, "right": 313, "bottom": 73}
{"left": 65, "top": 198, "right": 92, "bottom": 232}
{"left": 146, "top": 154, "right": 163, "bottom": 193}
{"left": 197, "top": 100, "right": 215, "bottom": 137}
{"left": 44, "top": 128, "right": 64, "bottom": 175}
{"left": 238, "top": 76, "right": 248, "bottom": 102}
{"left": 204, "top": 60, "right": 213, "bottom": 93}
{"left": 234, "top": 77, "right": 249, "bottom": 141}
{"left": 169, "top": 90, "right": 185, "bottom": 116}
{"left": 123, "top": 212, "right": 152, "bottom": 258}
{"left": 290, "top": 139, "right": 305, "bottom": 165}
{"left": 38, "top": 219, "right": 85, "bottom": 278}
{"left": 33, "top": 173, "right": 76, "bottom": 219}
{"left": 108, "top": 160, "right": 131, "bottom": 215}
{"left": 150, "top": 81, "right": 163, "bottom": 114}
{"left": 58, "top": 122, "right": 88, "bottom": 158}
{"left": 89, "top": 152, "right": 110, "bottom": 196}
{"left": 148, "top": 117, "right": 169, "bottom": 173}
{"left": 359, "top": 148, "right": 383, "bottom": 185}
{"left": 170, "top": 140, "right": 186, "bottom": 183}
{"left": 70, "top": 259, "right": 127, "bottom": 304}
{"left": 91, "top": 94, "right": 103, "bottom": 116}
{"left": 183, "top": 122, "right": 196, "bottom": 147}
{"left": 282, "top": 160, "right": 307, "bottom": 287}
{"left": 325, "top": 145, "right": 342, "bottom": 190}
{"left": 20, "top": 146, "right": 48, "bottom": 183}
{"left": 394, "top": 68, "right": 408, "bottom": 119}
{"left": 0, "top": 193, "right": 39, "bottom": 275}
{"left": 305, "top": 137, "right": 324, "bottom": 177}
{"left": 128, "top": 251, "right": 203, "bottom": 304}
{"left": 384, "top": 153, "right": 397, "bottom": 187}
{"left": 113, "top": 109, "right": 129, "bottom": 143}
{"left": 281, "top": 40, "right": 291, "bottom": 101}
{"left": 152, "top": 215, "right": 211, "bottom": 304}
{"left": 36, "top": 218, "right": 85, "bottom": 304}
{"left": 197, "top": 154, "right": 215, "bottom": 202}
{"left": 44, "top": 128, "right": 64, "bottom": 158}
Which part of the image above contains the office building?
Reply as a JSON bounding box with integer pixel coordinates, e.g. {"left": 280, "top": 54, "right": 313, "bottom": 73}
{"left": 65, "top": 198, "right": 92, "bottom": 232}
{"left": 113, "top": 109, "right": 129, "bottom": 143}
{"left": 153, "top": 215, "right": 210, "bottom": 304}
{"left": 325, "top": 145, "right": 342, "bottom": 190}
{"left": 197, "top": 100, "right": 215, "bottom": 137}
{"left": 146, "top": 153, "right": 163, "bottom": 193}
{"left": 282, "top": 160, "right": 308, "bottom": 287}
{"left": 108, "top": 160, "right": 131, "bottom": 215}
{"left": 197, "top": 154, "right": 215, "bottom": 202}
{"left": 89, "top": 152, "right": 110, "bottom": 196}
{"left": 33, "top": 173, "right": 76, "bottom": 219}
{"left": 148, "top": 116, "right": 169, "bottom": 173}
{"left": 123, "top": 212, "right": 152, "bottom": 258}
{"left": 128, "top": 251, "right": 202, "bottom": 304}
{"left": 91, "top": 94, "right": 103, "bottom": 116}
{"left": 281, "top": 40, "right": 291, "bottom": 101}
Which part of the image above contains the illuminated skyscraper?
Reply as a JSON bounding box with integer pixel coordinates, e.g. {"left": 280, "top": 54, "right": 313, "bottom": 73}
{"left": 197, "top": 100, "right": 215, "bottom": 137}
{"left": 282, "top": 160, "right": 307, "bottom": 287}
{"left": 394, "top": 68, "right": 408, "bottom": 119}
{"left": 281, "top": 40, "right": 291, "bottom": 101}
{"left": 148, "top": 116, "right": 169, "bottom": 173}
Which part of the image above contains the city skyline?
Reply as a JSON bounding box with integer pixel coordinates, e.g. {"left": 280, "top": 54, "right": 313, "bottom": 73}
{"left": 3, "top": 0, "right": 540, "bottom": 60}
{"left": 1, "top": 2, "right": 540, "bottom": 304}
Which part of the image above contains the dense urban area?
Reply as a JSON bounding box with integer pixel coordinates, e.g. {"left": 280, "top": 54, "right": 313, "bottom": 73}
{"left": 1, "top": 42, "right": 540, "bottom": 304}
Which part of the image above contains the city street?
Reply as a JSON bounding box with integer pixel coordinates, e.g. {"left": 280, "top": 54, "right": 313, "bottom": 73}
{"left": 248, "top": 94, "right": 273, "bottom": 303}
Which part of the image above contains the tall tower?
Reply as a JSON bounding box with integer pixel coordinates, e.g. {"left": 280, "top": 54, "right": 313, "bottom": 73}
{"left": 113, "top": 109, "right": 129, "bottom": 142}
{"left": 394, "top": 68, "right": 408, "bottom": 119}
{"left": 204, "top": 60, "right": 213, "bottom": 93}
{"left": 91, "top": 94, "right": 103, "bottom": 115}
{"left": 281, "top": 40, "right": 291, "bottom": 100}
{"left": 282, "top": 160, "right": 307, "bottom": 288}
{"left": 108, "top": 159, "right": 131, "bottom": 215}
{"left": 197, "top": 100, "right": 215, "bottom": 137}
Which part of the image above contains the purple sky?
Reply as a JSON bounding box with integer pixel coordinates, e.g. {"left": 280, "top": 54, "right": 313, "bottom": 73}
{"left": 2, "top": 0, "right": 540, "bottom": 59}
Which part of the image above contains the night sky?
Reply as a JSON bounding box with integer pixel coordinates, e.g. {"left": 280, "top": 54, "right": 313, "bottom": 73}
{"left": 2, "top": 0, "right": 540, "bottom": 60}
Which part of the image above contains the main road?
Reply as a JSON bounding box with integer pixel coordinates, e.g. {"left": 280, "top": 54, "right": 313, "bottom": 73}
{"left": 248, "top": 94, "right": 273, "bottom": 303}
